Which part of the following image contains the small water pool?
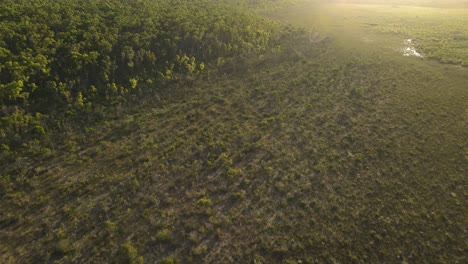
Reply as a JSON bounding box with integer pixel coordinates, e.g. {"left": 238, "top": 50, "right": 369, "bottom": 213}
{"left": 402, "top": 39, "right": 423, "bottom": 57}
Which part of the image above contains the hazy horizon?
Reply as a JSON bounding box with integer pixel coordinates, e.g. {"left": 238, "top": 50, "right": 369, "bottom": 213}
{"left": 324, "top": 0, "right": 468, "bottom": 8}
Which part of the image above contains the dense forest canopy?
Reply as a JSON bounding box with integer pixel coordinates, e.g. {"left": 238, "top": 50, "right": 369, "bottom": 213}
{"left": 0, "top": 0, "right": 286, "bottom": 161}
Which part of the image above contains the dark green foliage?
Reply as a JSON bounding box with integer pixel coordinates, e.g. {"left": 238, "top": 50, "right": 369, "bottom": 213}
{"left": 0, "top": 0, "right": 281, "bottom": 161}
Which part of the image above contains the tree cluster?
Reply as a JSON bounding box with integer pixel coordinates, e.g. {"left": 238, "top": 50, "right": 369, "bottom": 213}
{"left": 0, "top": 0, "right": 281, "bottom": 160}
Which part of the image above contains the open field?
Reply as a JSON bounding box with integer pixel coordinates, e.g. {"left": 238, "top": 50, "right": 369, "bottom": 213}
{"left": 270, "top": 0, "right": 468, "bottom": 65}
{"left": 329, "top": 0, "right": 468, "bottom": 8}
{"left": 1, "top": 0, "right": 467, "bottom": 263}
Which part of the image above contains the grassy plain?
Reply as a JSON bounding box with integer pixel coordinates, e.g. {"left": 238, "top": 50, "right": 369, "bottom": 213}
{"left": 1, "top": 1, "right": 467, "bottom": 263}
{"left": 271, "top": 0, "right": 468, "bottom": 65}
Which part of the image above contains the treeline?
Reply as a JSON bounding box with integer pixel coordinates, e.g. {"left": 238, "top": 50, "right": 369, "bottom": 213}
{"left": 0, "top": 0, "right": 283, "bottom": 162}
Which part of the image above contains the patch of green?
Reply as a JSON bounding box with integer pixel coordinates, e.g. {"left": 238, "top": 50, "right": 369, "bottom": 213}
{"left": 118, "top": 241, "right": 144, "bottom": 264}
